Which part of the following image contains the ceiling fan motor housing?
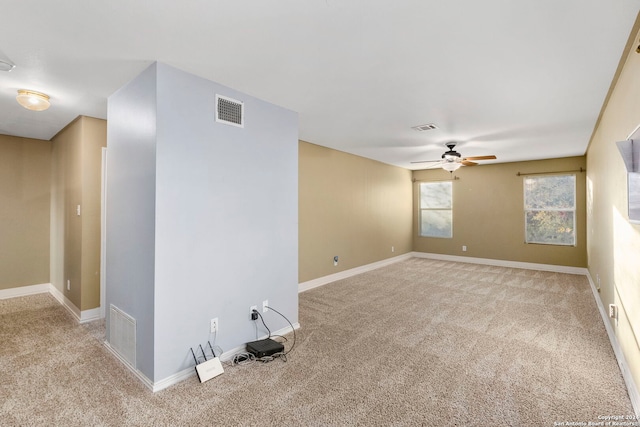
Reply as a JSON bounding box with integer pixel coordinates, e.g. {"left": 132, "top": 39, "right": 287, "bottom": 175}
{"left": 442, "top": 142, "right": 461, "bottom": 161}
{"left": 442, "top": 149, "right": 461, "bottom": 161}
{"left": 409, "top": 141, "right": 495, "bottom": 167}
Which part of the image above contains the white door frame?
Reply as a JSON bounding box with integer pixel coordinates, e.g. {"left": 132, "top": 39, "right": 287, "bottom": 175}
{"left": 100, "top": 147, "right": 107, "bottom": 319}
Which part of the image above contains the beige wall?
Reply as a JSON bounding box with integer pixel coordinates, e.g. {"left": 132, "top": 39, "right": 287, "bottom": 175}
{"left": 80, "top": 118, "right": 106, "bottom": 309}
{"left": 51, "top": 116, "right": 106, "bottom": 310}
{"left": 0, "top": 135, "right": 51, "bottom": 289}
{"left": 51, "top": 118, "right": 82, "bottom": 303}
{"left": 587, "top": 18, "right": 640, "bottom": 395}
{"left": 299, "top": 141, "right": 413, "bottom": 283}
{"left": 413, "top": 156, "right": 587, "bottom": 267}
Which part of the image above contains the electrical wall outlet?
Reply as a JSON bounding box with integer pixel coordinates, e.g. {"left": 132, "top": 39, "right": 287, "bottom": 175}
{"left": 609, "top": 304, "right": 618, "bottom": 319}
{"left": 67, "top": 280, "right": 70, "bottom": 291}
{"left": 263, "top": 300, "right": 269, "bottom": 313}
{"left": 462, "top": 245, "right": 467, "bottom": 252}
{"left": 210, "top": 318, "right": 218, "bottom": 333}
{"left": 596, "top": 274, "right": 601, "bottom": 291}
{"left": 391, "top": 246, "right": 395, "bottom": 253}
{"left": 250, "top": 305, "right": 257, "bottom": 320}
{"left": 333, "top": 255, "right": 339, "bottom": 266}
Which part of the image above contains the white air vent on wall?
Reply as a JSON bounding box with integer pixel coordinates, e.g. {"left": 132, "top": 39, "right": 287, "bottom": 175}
{"left": 216, "top": 94, "right": 244, "bottom": 128}
{"left": 109, "top": 304, "right": 137, "bottom": 368}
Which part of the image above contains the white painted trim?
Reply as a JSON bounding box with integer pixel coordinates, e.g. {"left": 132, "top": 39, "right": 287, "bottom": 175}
{"left": 79, "top": 308, "right": 102, "bottom": 324}
{"left": 217, "top": 322, "right": 301, "bottom": 363}
{"left": 58, "top": 290, "right": 81, "bottom": 321}
{"left": 1, "top": 282, "right": 102, "bottom": 325}
{"left": 48, "top": 283, "right": 65, "bottom": 305}
{"left": 49, "top": 286, "right": 100, "bottom": 324}
{"left": 100, "top": 147, "right": 107, "bottom": 319}
{"left": 299, "top": 253, "right": 413, "bottom": 293}
{"left": 586, "top": 272, "right": 640, "bottom": 417}
{"left": 0, "top": 282, "right": 110, "bottom": 324}
{"left": 145, "top": 322, "right": 301, "bottom": 392}
{"left": 153, "top": 367, "right": 194, "bottom": 392}
{"left": 104, "top": 341, "right": 155, "bottom": 391}
{"left": 411, "top": 252, "right": 589, "bottom": 275}
{"left": 298, "top": 252, "right": 587, "bottom": 293}
{"left": 0, "top": 283, "right": 50, "bottom": 299}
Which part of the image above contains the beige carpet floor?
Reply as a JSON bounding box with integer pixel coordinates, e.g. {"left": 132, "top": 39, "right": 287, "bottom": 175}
{"left": 0, "top": 258, "right": 634, "bottom": 426}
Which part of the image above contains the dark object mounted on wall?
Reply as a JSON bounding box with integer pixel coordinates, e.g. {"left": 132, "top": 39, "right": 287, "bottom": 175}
{"left": 616, "top": 125, "right": 640, "bottom": 224}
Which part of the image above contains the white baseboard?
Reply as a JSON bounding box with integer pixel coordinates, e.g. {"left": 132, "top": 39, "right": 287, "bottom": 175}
{"left": 298, "top": 252, "right": 587, "bottom": 294}
{"left": 585, "top": 273, "right": 640, "bottom": 417}
{"left": 145, "top": 322, "right": 301, "bottom": 393}
{"left": 412, "top": 251, "right": 589, "bottom": 275}
{"left": 48, "top": 285, "right": 78, "bottom": 323}
{"left": 0, "top": 283, "right": 50, "bottom": 299}
{"left": 104, "top": 341, "right": 155, "bottom": 391}
{"left": 48, "top": 284, "right": 101, "bottom": 323}
{"left": 152, "top": 367, "right": 194, "bottom": 393}
{"left": 50, "top": 286, "right": 80, "bottom": 321}
{"left": 217, "top": 322, "right": 301, "bottom": 363}
{"left": 1, "top": 283, "right": 103, "bottom": 324}
{"left": 48, "top": 283, "right": 64, "bottom": 304}
{"left": 299, "top": 253, "right": 413, "bottom": 293}
{"left": 79, "top": 308, "right": 101, "bottom": 323}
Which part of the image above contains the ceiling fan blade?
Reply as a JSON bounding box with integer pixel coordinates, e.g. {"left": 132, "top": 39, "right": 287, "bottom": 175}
{"left": 464, "top": 155, "right": 497, "bottom": 161}
{"left": 461, "top": 160, "right": 478, "bottom": 166}
{"left": 415, "top": 164, "right": 445, "bottom": 170}
{"left": 412, "top": 160, "right": 445, "bottom": 169}
{"left": 410, "top": 159, "right": 442, "bottom": 164}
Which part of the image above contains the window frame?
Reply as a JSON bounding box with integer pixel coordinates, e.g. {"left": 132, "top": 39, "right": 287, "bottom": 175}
{"left": 419, "top": 181, "right": 453, "bottom": 239}
{"left": 523, "top": 173, "right": 576, "bottom": 246}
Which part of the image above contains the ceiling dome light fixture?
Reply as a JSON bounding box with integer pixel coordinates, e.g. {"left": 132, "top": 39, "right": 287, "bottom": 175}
{"left": 0, "top": 59, "right": 15, "bottom": 72}
{"left": 442, "top": 161, "right": 461, "bottom": 172}
{"left": 16, "top": 89, "right": 50, "bottom": 111}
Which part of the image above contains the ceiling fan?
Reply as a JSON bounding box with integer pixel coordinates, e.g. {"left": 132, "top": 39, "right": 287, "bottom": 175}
{"left": 411, "top": 142, "right": 497, "bottom": 172}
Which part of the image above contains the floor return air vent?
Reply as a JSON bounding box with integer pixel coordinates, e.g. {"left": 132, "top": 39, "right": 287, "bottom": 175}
{"left": 109, "top": 304, "right": 137, "bottom": 368}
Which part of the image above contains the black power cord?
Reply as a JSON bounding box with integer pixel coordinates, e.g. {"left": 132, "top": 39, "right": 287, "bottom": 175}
{"left": 252, "top": 309, "right": 272, "bottom": 338}
{"left": 247, "top": 305, "right": 296, "bottom": 363}
{"left": 264, "top": 306, "right": 296, "bottom": 356}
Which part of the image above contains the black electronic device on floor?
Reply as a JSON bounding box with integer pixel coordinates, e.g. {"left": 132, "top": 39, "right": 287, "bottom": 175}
{"left": 246, "top": 338, "right": 284, "bottom": 358}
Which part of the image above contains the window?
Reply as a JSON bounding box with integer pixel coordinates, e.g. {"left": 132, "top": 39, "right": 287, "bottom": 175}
{"left": 524, "top": 174, "right": 575, "bottom": 246}
{"left": 420, "top": 181, "right": 452, "bottom": 238}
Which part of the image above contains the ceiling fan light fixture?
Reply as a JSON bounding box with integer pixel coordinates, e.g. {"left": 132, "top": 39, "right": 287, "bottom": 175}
{"left": 16, "top": 89, "right": 50, "bottom": 111}
{"left": 442, "top": 162, "right": 461, "bottom": 172}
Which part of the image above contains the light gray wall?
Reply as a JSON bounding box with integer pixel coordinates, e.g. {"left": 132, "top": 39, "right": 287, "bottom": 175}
{"left": 106, "top": 63, "right": 158, "bottom": 379}
{"left": 107, "top": 62, "right": 298, "bottom": 383}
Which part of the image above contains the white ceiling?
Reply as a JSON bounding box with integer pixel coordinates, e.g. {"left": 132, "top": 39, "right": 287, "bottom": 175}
{"left": 1, "top": 0, "right": 638, "bottom": 169}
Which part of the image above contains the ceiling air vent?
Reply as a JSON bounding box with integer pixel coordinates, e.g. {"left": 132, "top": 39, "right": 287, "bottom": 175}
{"left": 216, "top": 94, "right": 244, "bottom": 128}
{"left": 411, "top": 123, "right": 438, "bottom": 131}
